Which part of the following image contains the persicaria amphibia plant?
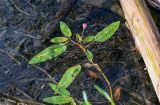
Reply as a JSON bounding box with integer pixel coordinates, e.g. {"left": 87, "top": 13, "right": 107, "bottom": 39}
{"left": 29, "top": 21, "right": 120, "bottom": 105}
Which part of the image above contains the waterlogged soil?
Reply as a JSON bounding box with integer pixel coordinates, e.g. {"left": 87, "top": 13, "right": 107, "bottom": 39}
{"left": 0, "top": 0, "right": 160, "bottom": 105}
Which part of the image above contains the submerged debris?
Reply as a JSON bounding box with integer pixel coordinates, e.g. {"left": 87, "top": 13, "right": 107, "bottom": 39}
{"left": 0, "top": 0, "right": 159, "bottom": 105}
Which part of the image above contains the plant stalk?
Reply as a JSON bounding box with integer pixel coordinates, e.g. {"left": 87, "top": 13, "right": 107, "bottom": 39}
{"left": 70, "top": 39, "right": 113, "bottom": 99}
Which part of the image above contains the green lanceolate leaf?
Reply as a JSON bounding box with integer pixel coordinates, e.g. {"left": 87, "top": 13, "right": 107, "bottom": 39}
{"left": 43, "top": 95, "right": 73, "bottom": 104}
{"left": 50, "top": 37, "right": 68, "bottom": 43}
{"left": 82, "top": 91, "right": 92, "bottom": 105}
{"left": 29, "top": 44, "right": 67, "bottom": 64}
{"left": 76, "top": 33, "right": 82, "bottom": 43}
{"left": 85, "top": 50, "right": 93, "bottom": 63}
{"left": 83, "top": 36, "right": 95, "bottom": 43}
{"left": 60, "top": 21, "right": 72, "bottom": 37}
{"left": 95, "top": 21, "right": 120, "bottom": 42}
{"left": 48, "top": 83, "right": 70, "bottom": 96}
{"left": 71, "top": 100, "right": 77, "bottom": 105}
{"left": 58, "top": 65, "right": 81, "bottom": 88}
{"left": 94, "top": 85, "right": 115, "bottom": 105}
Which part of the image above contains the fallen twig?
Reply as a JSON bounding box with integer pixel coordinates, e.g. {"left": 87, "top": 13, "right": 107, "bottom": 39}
{"left": 0, "top": 48, "right": 21, "bottom": 65}
{"left": 14, "top": 31, "right": 39, "bottom": 40}
{"left": 19, "top": 55, "right": 57, "bottom": 84}
{"left": 0, "top": 93, "right": 44, "bottom": 105}
{"left": 9, "top": 0, "right": 31, "bottom": 16}
{"left": 121, "top": 87, "right": 155, "bottom": 105}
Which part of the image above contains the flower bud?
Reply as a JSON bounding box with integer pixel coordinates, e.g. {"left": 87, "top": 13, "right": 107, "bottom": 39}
{"left": 82, "top": 23, "right": 87, "bottom": 29}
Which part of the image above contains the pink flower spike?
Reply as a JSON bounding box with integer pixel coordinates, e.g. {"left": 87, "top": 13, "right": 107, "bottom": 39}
{"left": 82, "top": 23, "right": 87, "bottom": 29}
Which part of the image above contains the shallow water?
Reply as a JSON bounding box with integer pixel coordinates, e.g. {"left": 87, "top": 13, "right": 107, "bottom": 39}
{"left": 0, "top": 0, "right": 159, "bottom": 105}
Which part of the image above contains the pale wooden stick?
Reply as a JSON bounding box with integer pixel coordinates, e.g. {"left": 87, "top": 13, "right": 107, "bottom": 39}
{"left": 120, "top": 0, "right": 160, "bottom": 102}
